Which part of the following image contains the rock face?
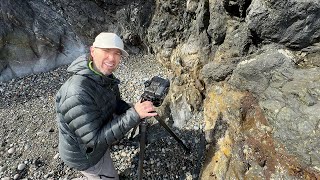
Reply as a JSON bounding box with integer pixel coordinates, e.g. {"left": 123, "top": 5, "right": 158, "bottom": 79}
{"left": 246, "top": 0, "right": 320, "bottom": 49}
{"left": 1, "top": 0, "right": 320, "bottom": 179}
{"left": 0, "top": 0, "right": 85, "bottom": 82}
{"left": 200, "top": 50, "right": 320, "bottom": 178}
{"left": 0, "top": 0, "right": 155, "bottom": 81}
{"left": 147, "top": 0, "right": 320, "bottom": 179}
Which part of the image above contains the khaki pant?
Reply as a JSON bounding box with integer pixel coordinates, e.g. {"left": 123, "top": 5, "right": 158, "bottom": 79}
{"left": 74, "top": 149, "right": 119, "bottom": 180}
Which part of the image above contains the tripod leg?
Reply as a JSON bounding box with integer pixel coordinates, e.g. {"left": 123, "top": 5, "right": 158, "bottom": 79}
{"left": 154, "top": 116, "right": 191, "bottom": 154}
{"left": 138, "top": 119, "right": 147, "bottom": 180}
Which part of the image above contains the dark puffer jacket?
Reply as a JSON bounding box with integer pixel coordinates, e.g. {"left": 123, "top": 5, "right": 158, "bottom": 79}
{"left": 55, "top": 54, "right": 140, "bottom": 171}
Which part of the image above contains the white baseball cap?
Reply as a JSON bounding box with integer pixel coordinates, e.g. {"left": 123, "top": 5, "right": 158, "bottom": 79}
{"left": 92, "top": 32, "right": 129, "bottom": 57}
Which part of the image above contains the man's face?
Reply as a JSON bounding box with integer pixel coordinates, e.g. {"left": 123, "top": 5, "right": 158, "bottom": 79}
{"left": 90, "top": 47, "right": 122, "bottom": 75}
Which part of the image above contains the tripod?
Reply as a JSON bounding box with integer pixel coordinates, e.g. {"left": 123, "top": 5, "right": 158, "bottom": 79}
{"left": 132, "top": 115, "right": 191, "bottom": 180}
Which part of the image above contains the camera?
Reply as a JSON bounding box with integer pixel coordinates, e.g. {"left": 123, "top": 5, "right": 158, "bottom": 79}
{"left": 141, "top": 76, "right": 170, "bottom": 107}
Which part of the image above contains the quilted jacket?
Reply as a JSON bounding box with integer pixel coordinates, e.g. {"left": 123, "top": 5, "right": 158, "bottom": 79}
{"left": 55, "top": 54, "right": 140, "bottom": 171}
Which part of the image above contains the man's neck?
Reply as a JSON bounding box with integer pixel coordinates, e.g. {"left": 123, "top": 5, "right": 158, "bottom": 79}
{"left": 88, "top": 61, "right": 104, "bottom": 76}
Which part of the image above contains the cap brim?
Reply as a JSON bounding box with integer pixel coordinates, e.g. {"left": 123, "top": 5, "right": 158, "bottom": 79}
{"left": 93, "top": 46, "right": 129, "bottom": 57}
{"left": 119, "top": 49, "right": 129, "bottom": 57}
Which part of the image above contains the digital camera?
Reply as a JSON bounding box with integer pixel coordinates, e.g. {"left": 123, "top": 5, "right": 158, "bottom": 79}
{"left": 141, "top": 76, "right": 170, "bottom": 107}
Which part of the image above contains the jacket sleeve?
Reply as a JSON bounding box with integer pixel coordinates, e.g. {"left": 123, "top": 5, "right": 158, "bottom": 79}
{"left": 62, "top": 91, "right": 140, "bottom": 149}
{"left": 102, "top": 107, "right": 140, "bottom": 145}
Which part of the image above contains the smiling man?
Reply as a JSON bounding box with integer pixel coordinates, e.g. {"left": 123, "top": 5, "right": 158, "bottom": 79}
{"left": 55, "top": 32, "right": 157, "bottom": 179}
{"left": 90, "top": 33, "right": 128, "bottom": 76}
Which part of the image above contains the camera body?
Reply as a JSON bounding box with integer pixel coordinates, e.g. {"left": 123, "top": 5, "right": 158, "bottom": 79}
{"left": 141, "top": 76, "right": 170, "bottom": 107}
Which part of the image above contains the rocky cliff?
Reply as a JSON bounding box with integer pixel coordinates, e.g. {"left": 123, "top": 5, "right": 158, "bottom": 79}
{"left": 1, "top": 0, "right": 319, "bottom": 179}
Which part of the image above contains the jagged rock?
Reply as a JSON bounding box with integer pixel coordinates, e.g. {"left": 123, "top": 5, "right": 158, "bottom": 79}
{"left": 207, "top": 0, "right": 227, "bottom": 45}
{"left": 246, "top": 0, "right": 320, "bottom": 49}
{"left": 221, "top": 45, "right": 320, "bottom": 177}
{"left": 200, "top": 57, "right": 240, "bottom": 83}
{"left": 260, "top": 66, "right": 320, "bottom": 168}
{"left": 213, "top": 22, "right": 253, "bottom": 62}
{"left": 228, "top": 44, "right": 295, "bottom": 95}
{"left": 298, "top": 43, "right": 320, "bottom": 68}
{"left": 202, "top": 84, "right": 319, "bottom": 179}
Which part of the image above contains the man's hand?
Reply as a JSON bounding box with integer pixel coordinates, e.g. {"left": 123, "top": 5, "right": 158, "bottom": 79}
{"left": 134, "top": 100, "right": 158, "bottom": 119}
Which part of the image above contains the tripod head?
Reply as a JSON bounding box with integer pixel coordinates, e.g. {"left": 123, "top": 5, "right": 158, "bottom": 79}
{"left": 141, "top": 76, "right": 170, "bottom": 107}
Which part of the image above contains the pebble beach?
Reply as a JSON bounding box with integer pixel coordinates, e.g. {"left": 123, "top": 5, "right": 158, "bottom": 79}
{"left": 0, "top": 54, "right": 205, "bottom": 180}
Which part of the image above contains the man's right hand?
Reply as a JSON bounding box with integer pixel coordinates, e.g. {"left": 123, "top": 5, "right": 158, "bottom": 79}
{"left": 134, "top": 100, "right": 158, "bottom": 119}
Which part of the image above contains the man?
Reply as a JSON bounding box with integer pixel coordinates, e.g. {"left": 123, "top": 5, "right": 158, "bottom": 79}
{"left": 55, "top": 32, "right": 157, "bottom": 179}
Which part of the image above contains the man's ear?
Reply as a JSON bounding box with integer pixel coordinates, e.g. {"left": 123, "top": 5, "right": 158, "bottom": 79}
{"left": 89, "top": 46, "right": 95, "bottom": 57}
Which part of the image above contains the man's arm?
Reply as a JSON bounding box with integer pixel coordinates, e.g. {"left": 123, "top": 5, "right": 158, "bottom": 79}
{"left": 62, "top": 92, "right": 140, "bottom": 148}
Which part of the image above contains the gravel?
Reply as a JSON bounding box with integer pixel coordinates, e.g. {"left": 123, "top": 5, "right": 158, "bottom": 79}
{"left": 0, "top": 54, "right": 205, "bottom": 180}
